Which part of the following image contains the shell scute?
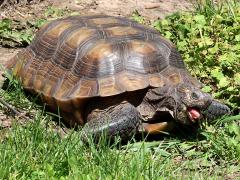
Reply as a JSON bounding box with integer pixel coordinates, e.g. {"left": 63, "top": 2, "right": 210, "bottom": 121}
{"left": 90, "top": 17, "right": 119, "bottom": 26}
{"left": 148, "top": 73, "right": 165, "bottom": 87}
{"left": 106, "top": 26, "right": 141, "bottom": 36}
{"left": 118, "top": 71, "right": 149, "bottom": 92}
{"left": 45, "top": 21, "right": 73, "bottom": 38}
{"left": 65, "top": 27, "right": 97, "bottom": 48}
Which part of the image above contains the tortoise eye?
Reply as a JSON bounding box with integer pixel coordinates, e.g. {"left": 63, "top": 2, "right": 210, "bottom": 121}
{"left": 191, "top": 92, "right": 199, "bottom": 100}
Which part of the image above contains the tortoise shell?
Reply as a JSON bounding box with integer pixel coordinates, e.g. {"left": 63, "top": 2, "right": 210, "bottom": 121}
{"left": 6, "top": 15, "right": 201, "bottom": 123}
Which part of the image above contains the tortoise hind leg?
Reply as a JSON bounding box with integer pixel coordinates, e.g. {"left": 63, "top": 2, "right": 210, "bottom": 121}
{"left": 81, "top": 101, "right": 141, "bottom": 143}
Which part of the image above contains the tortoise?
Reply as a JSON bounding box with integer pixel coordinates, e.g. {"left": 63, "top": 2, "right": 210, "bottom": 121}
{"left": 4, "top": 15, "right": 230, "bottom": 141}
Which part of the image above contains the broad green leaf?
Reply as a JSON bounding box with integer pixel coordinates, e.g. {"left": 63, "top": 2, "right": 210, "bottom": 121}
{"left": 203, "top": 37, "right": 214, "bottom": 46}
{"left": 219, "top": 53, "right": 236, "bottom": 67}
{"left": 202, "top": 86, "right": 212, "bottom": 93}
{"left": 208, "top": 44, "right": 219, "bottom": 54}
{"left": 194, "top": 15, "right": 206, "bottom": 27}
{"left": 218, "top": 77, "right": 230, "bottom": 88}
{"left": 177, "top": 40, "right": 187, "bottom": 51}
{"left": 234, "top": 73, "right": 240, "bottom": 85}
{"left": 164, "top": 31, "right": 172, "bottom": 39}
{"left": 228, "top": 123, "right": 240, "bottom": 136}
{"left": 235, "top": 34, "right": 240, "bottom": 41}
{"left": 214, "top": 14, "right": 223, "bottom": 23}
{"left": 161, "top": 19, "right": 169, "bottom": 26}
{"left": 211, "top": 68, "right": 224, "bottom": 81}
{"left": 226, "top": 86, "right": 234, "bottom": 92}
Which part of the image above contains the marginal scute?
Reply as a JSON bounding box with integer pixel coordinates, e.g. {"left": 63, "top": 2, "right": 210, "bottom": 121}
{"left": 168, "top": 47, "right": 185, "bottom": 69}
{"left": 169, "top": 73, "right": 182, "bottom": 84}
{"left": 22, "top": 74, "right": 32, "bottom": 88}
{"left": 72, "top": 79, "right": 98, "bottom": 98}
{"left": 54, "top": 79, "right": 73, "bottom": 98}
{"left": 98, "top": 76, "right": 123, "bottom": 96}
{"left": 6, "top": 50, "right": 29, "bottom": 77}
{"left": 33, "top": 75, "right": 44, "bottom": 91}
{"left": 149, "top": 74, "right": 165, "bottom": 87}
{"left": 159, "top": 66, "right": 182, "bottom": 85}
{"left": 42, "top": 82, "right": 54, "bottom": 96}
{"left": 12, "top": 59, "right": 24, "bottom": 77}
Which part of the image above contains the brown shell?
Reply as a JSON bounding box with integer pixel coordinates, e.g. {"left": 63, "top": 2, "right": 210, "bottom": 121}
{"left": 6, "top": 15, "right": 201, "bottom": 112}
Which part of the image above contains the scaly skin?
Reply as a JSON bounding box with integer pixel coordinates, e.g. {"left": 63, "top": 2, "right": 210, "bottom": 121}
{"left": 202, "top": 100, "right": 230, "bottom": 120}
{"left": 81, "top": 101, "right": 141, "bottom": 143}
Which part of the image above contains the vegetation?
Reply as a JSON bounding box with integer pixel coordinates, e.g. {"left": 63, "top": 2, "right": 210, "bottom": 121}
{"left": 0, "top": 0, "right": 240, "bottom": 179}
{"left": 0, "top": 6, "right": 76, "bottom": 47}
{"left": 153, "top": 1, "right": 240, "bottom": 110}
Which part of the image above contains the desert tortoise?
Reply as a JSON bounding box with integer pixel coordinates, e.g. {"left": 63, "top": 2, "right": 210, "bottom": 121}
{"left": 5, "top": 15, "right": 230, "bottom": 141}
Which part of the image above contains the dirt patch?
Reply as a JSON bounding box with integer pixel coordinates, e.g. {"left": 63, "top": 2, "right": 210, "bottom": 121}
{"left": 1, "top": 0, "right": 192, "bottom": 20}
{"left": 1, "top": 0, "right": 192, "bottom": 21}
{"left": 55, "top": 0, "right": 192, "bottom": 20}
{"left": 0, "top": 48, "right": 20, "bottom": 66}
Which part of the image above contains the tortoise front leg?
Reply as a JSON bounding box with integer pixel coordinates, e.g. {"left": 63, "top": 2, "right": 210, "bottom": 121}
{"left": 81, "top": 101, "right": 141, "bottom": 142}
{"left": 203, "top": 100, "right": 230, "bottom": 120}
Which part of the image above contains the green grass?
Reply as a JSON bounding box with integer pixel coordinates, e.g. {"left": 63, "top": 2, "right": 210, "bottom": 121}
{"left": 0, "top": 0, "right": 240, "bottom": 179}
{"left": 1, "top": 85, "right": 240, "bottom": 179}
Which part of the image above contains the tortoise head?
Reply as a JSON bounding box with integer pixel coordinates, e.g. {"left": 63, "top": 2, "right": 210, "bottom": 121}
{"left": 147, "top": 81, "right": 230, "bottom": 124}
{"left": 146, "top": 83, "right": 213, "bottom": 124}
{"left": 172, "top": 83, "right": 230, "bottom": 124}
{"left": 174, "top": 83, "right": 212, "bottom": 124}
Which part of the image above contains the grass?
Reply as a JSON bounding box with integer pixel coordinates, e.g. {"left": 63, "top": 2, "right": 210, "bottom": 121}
{"left": 0, "top": 0, "right": 240, "bottom": 179}
{"left": 1, "top": 84, "right": 240, "bottom": 179}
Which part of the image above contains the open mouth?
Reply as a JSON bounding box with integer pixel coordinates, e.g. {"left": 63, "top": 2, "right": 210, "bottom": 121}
{"left": 187, "top": 107, "right": 201, "bottom": 122}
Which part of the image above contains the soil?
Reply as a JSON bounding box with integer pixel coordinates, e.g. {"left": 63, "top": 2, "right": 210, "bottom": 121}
{"left": 56, "top": 0, "right": 192, "bottom": 20}
{"left": 0, "top": 0, "right": 192, "bottom": 126}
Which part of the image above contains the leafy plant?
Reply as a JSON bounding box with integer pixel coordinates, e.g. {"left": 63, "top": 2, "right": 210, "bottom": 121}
{"left": 200, "top": 115, "right": 240, "bottom": 161}
{"left": 131, "top": 10, "right": 146, "bottom": 24}
{"left": 0, "top": 6, "right": 77, "bottom": 47}
{"left": 153, "top": 1, "right": 240, "bottom": 110}
{"left": 0, "top": 19, "right": 34, "bottom": 46}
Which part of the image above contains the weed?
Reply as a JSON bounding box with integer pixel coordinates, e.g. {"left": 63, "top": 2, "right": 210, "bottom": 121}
{"left": 153, "top": 1, "right": 240, "bottom": 110}
{"left": 0, "top": 6, "right": 77, "bottom": 47}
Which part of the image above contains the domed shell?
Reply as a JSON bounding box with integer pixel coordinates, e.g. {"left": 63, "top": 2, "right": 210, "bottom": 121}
{"left": 6, "top": 15, "right": 196, "bottom": 105}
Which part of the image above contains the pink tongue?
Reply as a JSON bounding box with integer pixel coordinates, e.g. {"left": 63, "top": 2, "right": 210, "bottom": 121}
{"left": 188, "top": 108, "right": 201, "bottom": 120}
